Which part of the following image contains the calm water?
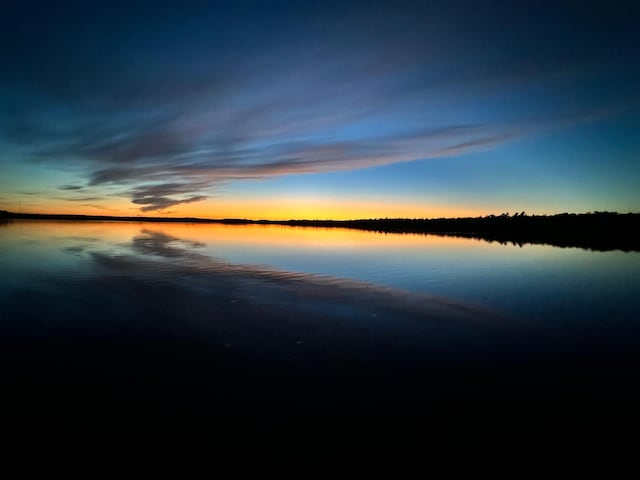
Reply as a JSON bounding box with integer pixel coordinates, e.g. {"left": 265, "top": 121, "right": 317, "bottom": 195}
{"left": 1, "top": 220, "right": 639, "bottom": 459}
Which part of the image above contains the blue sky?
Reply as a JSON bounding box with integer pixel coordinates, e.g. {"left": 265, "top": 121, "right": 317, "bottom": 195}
{"left": 1, "top": 0, "right": 638, "bottom": 218}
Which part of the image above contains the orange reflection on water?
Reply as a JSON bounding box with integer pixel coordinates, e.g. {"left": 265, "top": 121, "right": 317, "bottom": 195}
{"left": 149, "top": 222, "right": 489, "bottom": 251}
{"left": 2, "top": 219, "right": 491, "bottom": 253}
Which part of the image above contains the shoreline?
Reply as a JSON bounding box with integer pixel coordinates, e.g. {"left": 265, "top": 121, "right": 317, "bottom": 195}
{"left": 2, "top": 210, "right": 639, "bottom": 252}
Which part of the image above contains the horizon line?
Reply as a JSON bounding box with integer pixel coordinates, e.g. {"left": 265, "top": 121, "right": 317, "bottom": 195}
{"left": 2, "top": 209, "right": 638, "bottom": 224}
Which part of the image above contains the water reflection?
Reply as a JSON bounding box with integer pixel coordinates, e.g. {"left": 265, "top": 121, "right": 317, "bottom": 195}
{"left": 3, "top": 219, "right": 639, "bottom": 327}
{"left": 1, "top": 220, "right": 639, "bottom": 459}
{"left": 55, "top": 227, "right": 506, "bottom": 341}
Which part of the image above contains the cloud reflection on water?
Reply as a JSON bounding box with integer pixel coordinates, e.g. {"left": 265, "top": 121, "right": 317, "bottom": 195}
{"left": 31, "top": 226, "right": 506, "bottom": 363}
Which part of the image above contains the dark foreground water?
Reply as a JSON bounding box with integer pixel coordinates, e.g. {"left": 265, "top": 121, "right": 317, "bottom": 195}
{"left": 1, "top": 220, "right": 639, "bottom": 463}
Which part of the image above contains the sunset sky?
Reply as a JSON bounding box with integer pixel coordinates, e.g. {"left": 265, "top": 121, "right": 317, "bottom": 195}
{"left": 1, "top": 0, "right": 638, "bottom": 219}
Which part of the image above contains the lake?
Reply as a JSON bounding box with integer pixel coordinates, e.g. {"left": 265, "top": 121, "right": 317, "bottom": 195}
{"left": 1, "top": 220, "right": 639, "bottom": 461}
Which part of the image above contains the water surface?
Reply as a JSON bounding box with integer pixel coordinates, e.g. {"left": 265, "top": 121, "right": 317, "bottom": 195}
{"left": 1, "top": 220, "right": 639, "bottom": 459}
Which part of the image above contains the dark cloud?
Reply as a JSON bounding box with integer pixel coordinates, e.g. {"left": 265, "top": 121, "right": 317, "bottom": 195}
{"left": 128, "top": 182, "right": 210, "bottom": 212}
{"left": 132, "top": 195, "right": 209, "bottom": 213}
{"left": 58, "top": 185, "right": 84, "bottom": 191}
{"left": 129, "top": 182, "right": 212, "bottom": 199}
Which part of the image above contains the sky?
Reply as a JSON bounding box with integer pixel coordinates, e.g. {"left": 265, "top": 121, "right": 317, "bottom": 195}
{"left": 1, "top": 0, "right": 638, "bottom": 219}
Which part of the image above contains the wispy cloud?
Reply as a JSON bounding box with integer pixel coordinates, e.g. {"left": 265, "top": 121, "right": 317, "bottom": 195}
{"left": 1, "top": 1, "right": 635, "bottom": 212}
{"left": 80, "top": 204, "right": 118, "bottom": 211}
{"left": 80, "top": 123, "right": 522, "bottom": 188}
{"left": 127, "top": 182, "right": 211, "bottom": 212}
{"left": 133, "top": 194, "right": 209, "bottom": 212}
{"left": 13, "top": 100, "right": 615, "bottom": 213}
{"left": 61, "top": 196, "right": 104, "bottom": 202}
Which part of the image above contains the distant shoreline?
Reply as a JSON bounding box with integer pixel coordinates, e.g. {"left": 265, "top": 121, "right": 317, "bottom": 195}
{"left": 2, "top": 210, "right": 639, "bottom": 252}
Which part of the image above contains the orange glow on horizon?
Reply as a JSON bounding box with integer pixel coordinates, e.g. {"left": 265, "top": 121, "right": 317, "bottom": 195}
{"left": 9, "top": 196, "right": 488, "bottom": 220}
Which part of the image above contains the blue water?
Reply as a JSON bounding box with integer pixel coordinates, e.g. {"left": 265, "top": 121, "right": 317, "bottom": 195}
{"left": 3, "top": 220, "right": 638, "bottom": 328}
